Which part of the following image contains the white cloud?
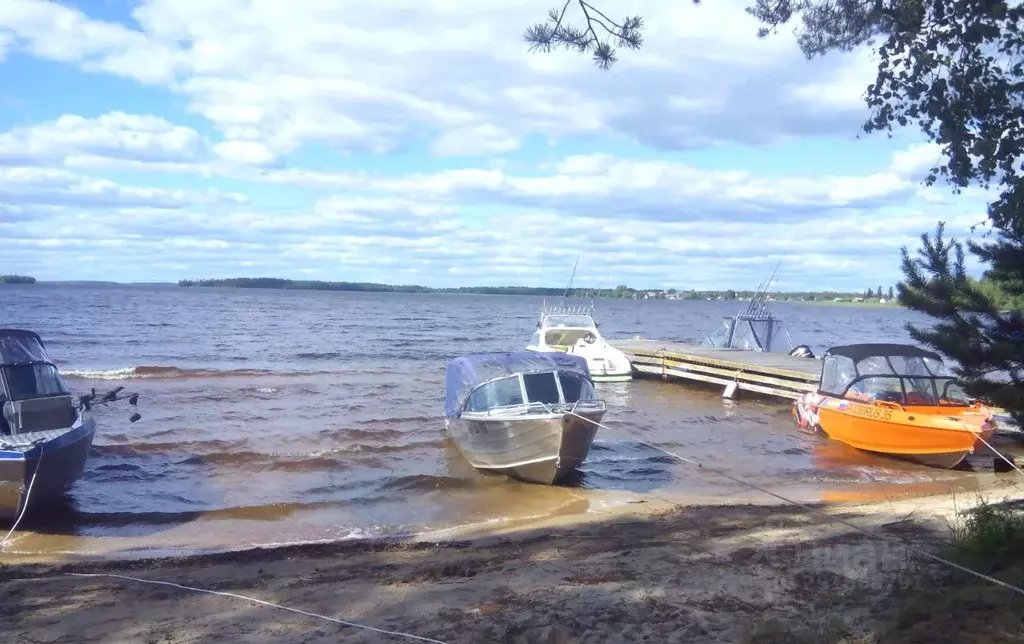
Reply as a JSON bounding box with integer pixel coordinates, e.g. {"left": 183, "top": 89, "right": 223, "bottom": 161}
{"left": 0, "top": 0, "right": 179, "bottom": 84}
{"left": 212, "top": 139, "right": 277, "bottom": 165}
{"left": 0, "top": 166, "right": 245, "bottom": 210}
{"left": 0, "top": 111, "right": 204, "bottom": 165}
{"left": 0, "top": 31, "right": 12, "bottom": 62}
{"left": 0, "top": 146, "right": 993, "bottom": 290}
{"left": 431, "top": 124, "right": 520, "bottom": 157}
{"left": 891, "top": 142, "right": 944, "bottom": 178}
{"left": 359, "top": 155, "right": 918, "bottom": 219}
{"left": 0, "top": 0, "right": 880, "bottom": 159}
{"left": 788, "top": 48, "right": 877, "bottom": 113}
{"left": 0, "top": 0, "right": 997, "bottom": 289}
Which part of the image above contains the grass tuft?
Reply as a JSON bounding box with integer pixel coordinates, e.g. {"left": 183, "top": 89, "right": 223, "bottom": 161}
{"left": 945, "top": 497, "right": 1024, "bottom": 576}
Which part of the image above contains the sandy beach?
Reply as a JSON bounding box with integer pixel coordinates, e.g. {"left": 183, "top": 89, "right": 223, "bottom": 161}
{"left": 4, "top": 486, "right": 1024, "bottom": 644}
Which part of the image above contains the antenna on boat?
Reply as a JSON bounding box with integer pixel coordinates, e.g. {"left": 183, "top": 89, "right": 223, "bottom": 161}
{"left": 561, "top": 253, "right": 580, "bottom": 304}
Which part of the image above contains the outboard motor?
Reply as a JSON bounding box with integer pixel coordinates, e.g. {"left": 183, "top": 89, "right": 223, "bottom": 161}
{"left": 790, "top": 345, "right": 816, "bottom": 360}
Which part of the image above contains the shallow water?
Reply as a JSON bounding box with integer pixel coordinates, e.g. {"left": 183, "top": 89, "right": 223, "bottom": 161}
{"left": 0, "top": 284, "right": 1018, "bottom": 560}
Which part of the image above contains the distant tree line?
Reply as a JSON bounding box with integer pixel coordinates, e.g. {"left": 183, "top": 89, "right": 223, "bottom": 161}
{"left": 178, "top": 278, "right": 891, "bottom": 302}
{"left": 0, "top": 275, "right": 36, "bottom": 284}
{"left": 862, "top": 286, "right": 896, "bottom": 300}
{"left": 178, "top": 278, "right": 571, "bottom": 296}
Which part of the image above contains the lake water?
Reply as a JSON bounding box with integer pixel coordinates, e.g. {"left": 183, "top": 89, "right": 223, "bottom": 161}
{"left": 0, "top": 284, "right": 1016, "bottom": 560}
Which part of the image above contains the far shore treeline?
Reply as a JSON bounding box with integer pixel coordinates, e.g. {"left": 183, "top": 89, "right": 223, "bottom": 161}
{"left": 178, "top": 277, "right": 893, "bottom": 303}
{"left": 0, "top": 275, "right": 36, "bottom": 284}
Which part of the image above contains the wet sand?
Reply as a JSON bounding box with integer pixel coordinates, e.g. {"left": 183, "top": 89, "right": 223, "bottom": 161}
{"left": 4, "top": 486, "right": 1023, "bottom": 644}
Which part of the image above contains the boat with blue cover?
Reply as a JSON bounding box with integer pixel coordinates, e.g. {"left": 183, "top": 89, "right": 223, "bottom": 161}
{"left": 443, "top": 351, "right": 606, "bottom": 485}
{"left": 0, "top": 329, "right": 138, "bottom": 522}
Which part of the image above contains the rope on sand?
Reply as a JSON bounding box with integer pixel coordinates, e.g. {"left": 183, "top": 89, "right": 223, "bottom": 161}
{"left": 567, "top": 410, "right": 1024, "bottom": 598}
{"left": 64, "top": 572, "right": 451, "bottom": 644}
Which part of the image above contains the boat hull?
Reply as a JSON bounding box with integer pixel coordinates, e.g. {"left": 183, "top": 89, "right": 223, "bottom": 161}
{"left": 794, "top": 392, "right": 991, "bottom": 469}
{"left": 525, "top": 343, "right": 633, "bottom": 382}
{"left": 0, "top": 414, "right": 96, "bottom": 521}
{"left": 446, "top": 409, "right": 604, "bottom": 485}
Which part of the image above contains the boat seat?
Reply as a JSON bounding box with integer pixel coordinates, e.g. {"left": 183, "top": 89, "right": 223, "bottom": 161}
{"left": 904, "top": 392, "right": 931, "bottom": 406}
{"left": 2, "top": 395, "right": 77, "bottom": 434}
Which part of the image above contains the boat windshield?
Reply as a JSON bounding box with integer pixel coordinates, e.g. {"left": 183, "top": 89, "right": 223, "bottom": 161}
{"left": 444, "top": 351, "right": 592, "bottom": 418}
{"left": 820, "top": 352, "right": 972, "bottom": 406}
{"left": 543, "top": 314, "right": 597, "bottom": 330}
{"left": 465, "top": 370, "right": 597, "bottom": 413}
{"left": 466, "top": 375, "right": 524, "bottom": 411}
{"left": 1, "top": 364, "right": 71, "bottom": 401}
{"left": 544, "top": 328, "right": 594, "bottom": 349}
{"left": 700, "top": 316, "right": 794, "bottom": 353}
{"left": 0, "top": 330, "right": 71, "bottom": 402}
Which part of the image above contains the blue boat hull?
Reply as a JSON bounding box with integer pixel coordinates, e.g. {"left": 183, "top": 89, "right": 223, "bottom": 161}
{"left": 0, "top": 415, "right": 97, "bottom": 522}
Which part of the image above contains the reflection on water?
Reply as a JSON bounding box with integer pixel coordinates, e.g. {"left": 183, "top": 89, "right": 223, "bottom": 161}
{"left": 0, "top": 284, "right": 1020, "bottom": 561}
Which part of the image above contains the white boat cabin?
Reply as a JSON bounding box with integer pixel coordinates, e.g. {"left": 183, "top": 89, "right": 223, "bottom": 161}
{"left": 529, "top": 305, "right": 602, "bottom": 352}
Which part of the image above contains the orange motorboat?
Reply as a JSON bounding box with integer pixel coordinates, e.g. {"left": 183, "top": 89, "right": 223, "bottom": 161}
{"left": 793, "top": 343, "right": 996, "bottom": 469}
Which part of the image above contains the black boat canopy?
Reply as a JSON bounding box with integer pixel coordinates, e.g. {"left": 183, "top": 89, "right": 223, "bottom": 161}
{"left": 818, "top": 342, "right": 959, "bottom": 400}
{"left": 824, "top": 343, "right": 942, "bottom": 363}
{"left": 0, "top": 329, "right": 53, "bottom": 367}
{"left": 0, "top": 329, "right": 70, "bottom": 402}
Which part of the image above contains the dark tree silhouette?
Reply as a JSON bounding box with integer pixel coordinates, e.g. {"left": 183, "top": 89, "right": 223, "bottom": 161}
{"left": 523, "top": 0, "right": 647, "bottom": 69}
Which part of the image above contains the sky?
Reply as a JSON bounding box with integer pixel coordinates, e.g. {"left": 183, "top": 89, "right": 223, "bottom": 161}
{"left": 0, "top": 0, "right": 995, "bottom": 291}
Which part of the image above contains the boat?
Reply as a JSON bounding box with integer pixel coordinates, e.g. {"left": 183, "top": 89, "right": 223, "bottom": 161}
{"left": 699, "top": 263, "right": 813, "bottom": 358}
{"left": 792, "top": 343, "right": 997, "bottom": 469}
{"left": 526, "top": 300, "right": 633, "bottom": 382}
{"left": 443, "top": 351, "right": 607, "bottom": 484}
{"left": 0, "top": 329, "right": 139, "bottom": 522}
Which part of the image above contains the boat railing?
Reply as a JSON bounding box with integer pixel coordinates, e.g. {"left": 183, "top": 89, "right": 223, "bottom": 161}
{"left": 539, "top": 301, "right": 596, "bottom": 320}
{"left": 465, "top": 399, "right": 607, "bottom": 418}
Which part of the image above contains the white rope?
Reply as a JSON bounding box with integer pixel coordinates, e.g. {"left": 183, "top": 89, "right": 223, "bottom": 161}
{"left": 568, "top": 411, "right": 1024, "bottom": 597}
{"left": 64, "top": 572, "right": 451, "bottom": 644}
{"left": 0, "top": 449, "right": 43, "bottom": 548}
{"left": 3, "top": 452, "right": 447, "bottom": 643}
{"left": 959, "top": 419, "right": 1024, "bottom": 477}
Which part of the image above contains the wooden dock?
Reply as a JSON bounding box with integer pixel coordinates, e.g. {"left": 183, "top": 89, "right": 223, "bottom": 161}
{"left": 610, "top": 339, "right": 820, "bottom": 401}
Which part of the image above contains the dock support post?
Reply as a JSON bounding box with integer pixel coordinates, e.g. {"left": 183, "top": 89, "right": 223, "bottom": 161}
{"left": 722, "top": 381, "right": 739, "bottom": 399}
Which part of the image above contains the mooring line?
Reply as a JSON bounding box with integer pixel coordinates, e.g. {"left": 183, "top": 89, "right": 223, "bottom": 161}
{"left": 959, "top": 419, "right": 1024, "bottom": 477}
{"left": 63, "top": 572, "right": 451, "bottom": 644}
{"left": 0, "top": 450, "right": 43, "bottom": 549}
{"left": 568, "top": 411, "right": 1024, "bottom": 597}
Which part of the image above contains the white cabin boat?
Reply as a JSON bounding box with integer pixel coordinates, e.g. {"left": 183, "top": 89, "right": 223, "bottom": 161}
{"left": 525, "top": 301, "right": 632, "bottom": 382}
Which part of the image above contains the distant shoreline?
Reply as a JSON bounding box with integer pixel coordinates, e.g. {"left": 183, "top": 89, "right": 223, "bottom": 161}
{"left": 795, "top": 299, "right": 902, "bottom": 308}
{"left": 177, "top": 277, "right": 891, "bottom": 303}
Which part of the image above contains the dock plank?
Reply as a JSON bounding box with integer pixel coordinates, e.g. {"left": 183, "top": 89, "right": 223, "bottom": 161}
{"left": 610, "top": 338, "right": 821, "bottom": 401}
{"left": 612, "top": 340, "right": 821, "bottom": 377}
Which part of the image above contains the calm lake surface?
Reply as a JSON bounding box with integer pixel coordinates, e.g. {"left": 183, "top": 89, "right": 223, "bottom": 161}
{"left": 0, "top": 284, "right": 1017, "bottom": 559}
